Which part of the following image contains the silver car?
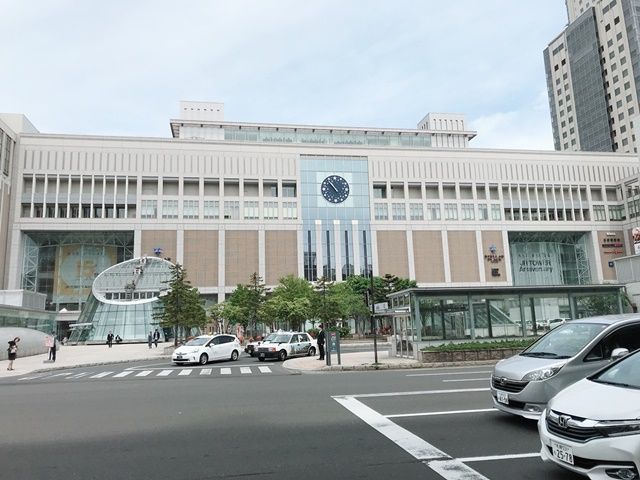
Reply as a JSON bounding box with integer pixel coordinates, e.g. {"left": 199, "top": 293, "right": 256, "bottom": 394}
{"left": 491, "top": 314, "right": 640, "bottom": 419}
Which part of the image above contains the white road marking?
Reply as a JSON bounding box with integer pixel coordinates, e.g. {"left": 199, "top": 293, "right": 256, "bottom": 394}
{"left": 113, "top": 371, "right": 133, "bottom": 378}
{"left": 406, "top": 371, "right": 492, "bottom": 377}
{"left": 386, "top": 408, "right": 497, "bottom": 419}
{"left": 48, "top": 372, "right": 74, "bottom": 377}
{"left": 220, "top": 368, "right": 232, "bottom": 375}
{"left": 334, "top": 396, "right": 489, "bottom": 480}
{"left": 178, "top": 369, "right": 192, "bottom": 376}
{"left": 258, "top": 366, "right": 272, "bottom": 373}
{"left": 458, "top": 453, "right": 541, "bottom": 463}
{"left": 68, "top": 372, "right": 89, "bottom": 379}
{"left": 240, "top": 367, "right": 252, "bottom": 374}
{"left": 442, "top": 378, "right": 491, "bottom": 383}
{"left": 348, "top": 387, "right": 490, "bottom": 398}
{"left": 200, "top": 369, "right": 212, "bottom": 375}
{"left": 89, "top": 371, "right": 114, "bottom": 378}
{"left": 157, "top": 370, "right": 173, "bottom": 376}
{"left": 135, "top": 370, "right": 152, "bottom": 377}
{"left": 18, "top": 374, "right": 48, "bottom": 381}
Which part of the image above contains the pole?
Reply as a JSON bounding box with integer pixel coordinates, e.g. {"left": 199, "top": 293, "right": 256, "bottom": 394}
{"left": 370, "top": 268, "right": 378, "bottom": 364}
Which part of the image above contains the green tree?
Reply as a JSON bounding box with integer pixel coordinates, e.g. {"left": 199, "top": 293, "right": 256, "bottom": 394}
{"left": 261, "top": 275, "right": 313, "bottom": 331}
{"left": 153, "top": 263, "right": 207, "bottom": 346}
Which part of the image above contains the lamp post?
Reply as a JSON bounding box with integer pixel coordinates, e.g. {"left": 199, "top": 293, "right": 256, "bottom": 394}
{"left": 369, "top": 267, "right": 378, "bottom": 364}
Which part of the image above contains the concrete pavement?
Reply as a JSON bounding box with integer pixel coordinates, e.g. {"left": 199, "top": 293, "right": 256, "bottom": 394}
{"left": 0, "top": 340, "right": 430, "bottom": 378}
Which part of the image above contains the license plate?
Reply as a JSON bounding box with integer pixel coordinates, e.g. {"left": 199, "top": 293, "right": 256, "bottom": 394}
{"left": 496, "top": 390, "right": 509, "bottom": 404}
{"left": 176, "top": 355, "right": 182, "bottom": 359}
{"left": 551, "top": 440, "right": 574, "bottom": 465}
{"left": 259, "top": 353, "right": 265, "bottom": 358}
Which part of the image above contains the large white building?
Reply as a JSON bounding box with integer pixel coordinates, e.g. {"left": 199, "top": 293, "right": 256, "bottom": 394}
{"left": 1, "top": 101, "right": 640, "bottom": 342}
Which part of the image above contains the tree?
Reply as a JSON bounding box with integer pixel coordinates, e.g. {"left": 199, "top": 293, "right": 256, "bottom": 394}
{"left": 153, "top": 263, "right": 207, "bottom": 346}
{"left": 261, "top": 275, "right": 313, "bottom": 331}
{"left": 223, "top": 273, "right": 267, "bottom": 335}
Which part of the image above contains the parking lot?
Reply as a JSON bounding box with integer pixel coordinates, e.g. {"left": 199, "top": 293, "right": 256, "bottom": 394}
{"left": 334, "top": 366, "right": 582, "bottom": 480}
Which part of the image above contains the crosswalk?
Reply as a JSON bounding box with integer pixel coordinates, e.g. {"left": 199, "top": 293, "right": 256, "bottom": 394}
{"left": 17, "top": 365, "right": 274, "bottom": 382}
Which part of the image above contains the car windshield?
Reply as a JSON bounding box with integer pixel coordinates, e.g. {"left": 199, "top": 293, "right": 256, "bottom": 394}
{"left": 591, "top": 350, "right": 640, "bottom": 389}
{"left": 262, "top": 334, "right": 277, "bottom": 342}
{"left": 185, "top": 337, "right": 210, "bottom": 346}
{"left": 521, "top": 322, "right": 607, "bottom": 358}
{"left": 270, "top": 334, "right": 292, "bottom": 343}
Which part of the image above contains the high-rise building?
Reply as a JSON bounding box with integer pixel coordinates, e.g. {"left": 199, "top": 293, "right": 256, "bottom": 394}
{"left": 544, "top": 0, "right": 640, "bottom": 153}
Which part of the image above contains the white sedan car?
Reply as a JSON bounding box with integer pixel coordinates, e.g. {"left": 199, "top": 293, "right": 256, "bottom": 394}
{"left": 539, "top": 348, "right": 640, "bottom": 480}
{"left": 172, "top": 334, "right": 241, "bottom": 365}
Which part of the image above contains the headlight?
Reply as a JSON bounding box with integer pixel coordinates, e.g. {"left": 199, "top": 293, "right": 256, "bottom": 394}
{"left": 269, "top": 347, "right": 276, "bottom": 352}
{"left": 521, "top": 365, "right": 563, "bottom": 381}
{"left": 596, "top": 419, "right": 640, "bottom": 437}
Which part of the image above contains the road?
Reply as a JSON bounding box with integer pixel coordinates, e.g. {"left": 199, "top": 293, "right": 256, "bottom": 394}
{"left": 0, "top": 359, "right": 577, "bottom": 480}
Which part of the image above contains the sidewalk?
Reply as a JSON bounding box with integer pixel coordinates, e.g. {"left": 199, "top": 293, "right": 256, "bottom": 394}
{"left": 0, "top": 342, "right": 487, "bottom": 378}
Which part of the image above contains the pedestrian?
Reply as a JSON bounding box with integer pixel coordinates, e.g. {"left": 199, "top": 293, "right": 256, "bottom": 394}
{"left": 115, "top": 334, "right": 122, "bottom": 344}
{"left": 7, "top": 337, "right": 20, "bottom": 370}
{"left": 46, "top": 334, "right": 56, "bottom": 362}
{"left": 147, "top": 332, "right": 153, "bottom": 349}
{"left": 106, "top": 331, "right": 114, "bottom": 348}
{"left": 317, "top": 324, "right": 325, "bottom": 361}
{"left": 153, "top": 328, "right": 160, "bottom": 348}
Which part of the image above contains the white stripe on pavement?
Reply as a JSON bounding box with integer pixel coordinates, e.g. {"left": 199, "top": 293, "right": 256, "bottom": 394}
{"left": 406, "top": 371, "right": 492, "bottom": 377}
{"left": 113, "top": 371, "right": 133, "bottom": 378}
{"left": 48, "top": 372, "right": 74, "bottom": 377}
{"left": 220, "top": 368, "right": 231, "bottom": 375}
{"left": 458, "top": 453, "right": 541, "bottom": 463}
{"left": 18, "top": 374, "right": 48, "bottom": 381}
{"left": 442, "top": 378, "right": 491, "bottom": 383}
{"left": 334, "top": 396, "right": 489, "bottom": 480}
{"left": 157, "top": 370, "right": 173, "bottom": 376}
{"left": 342, "top": 387, "right": 490, "bottom": 399}
{"left": 178, "top": 369, "right": 192, "bottom": 376}
{"left": 240, "top": 367, "right": 252, "bottom": 374}
{"left": 258, "top": 366, "right": 272, "bottom": 373}
{"left": 200, "top": 369, "right": 212, "bottom": 375}
{"left": 135, "top": 370, "right": 152, "bottom": 377}
{"left": 386, "top": 408, "right": 497, "bottom": 419}
{"left": 90, "top": 371, "right": 114, "bottom": 378}
{"left": 68, "top": 372, "right": 89, "bottom": 379}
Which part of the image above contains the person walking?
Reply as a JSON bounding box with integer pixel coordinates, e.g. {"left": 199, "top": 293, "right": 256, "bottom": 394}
{"left": 317, "top": 324, "right": 325, "bottom": 361}
{"left": 106, "top": 331, "right": 114, "bottom": 348}
{"left": 153, "top": 329, "right": 160, "bottom": 348}
{"left": 7, "top": 337, "right": 20, "bottom": 370}
{"left": 147, "top": 332, "right": 153, "bottom": 349}
{"left": 47, "top": 334, "right": 56, "bottom": 362}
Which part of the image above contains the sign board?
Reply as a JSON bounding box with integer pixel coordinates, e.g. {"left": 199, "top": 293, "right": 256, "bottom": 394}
{"left": 374, "top": 302, "right": 388, "bottom": 313}
{"left": 326, "top": 331, "right": 341, "bottom": 366}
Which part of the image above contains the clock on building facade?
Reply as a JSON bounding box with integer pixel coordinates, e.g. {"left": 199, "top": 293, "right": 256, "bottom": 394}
{"left": 321, "top": 175, "right": 350, "bottom": 204}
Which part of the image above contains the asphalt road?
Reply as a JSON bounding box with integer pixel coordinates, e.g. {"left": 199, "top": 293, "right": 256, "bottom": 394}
{"left": 0, "top": 362, "right": 578, "bottom": 480}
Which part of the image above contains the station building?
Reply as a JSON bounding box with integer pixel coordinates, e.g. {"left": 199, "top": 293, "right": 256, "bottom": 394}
{"left": 1, "top": 101, "right": 640, "bottom": 346}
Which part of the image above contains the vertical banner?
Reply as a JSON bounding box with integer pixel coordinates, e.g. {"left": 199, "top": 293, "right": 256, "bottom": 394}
{"left": 633, "top": 227, "right": 640, "bottom": 255}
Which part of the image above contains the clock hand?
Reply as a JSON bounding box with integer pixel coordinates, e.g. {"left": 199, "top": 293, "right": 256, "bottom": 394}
{"left": 328, "top": 180, "right": 339, "bottom": 192}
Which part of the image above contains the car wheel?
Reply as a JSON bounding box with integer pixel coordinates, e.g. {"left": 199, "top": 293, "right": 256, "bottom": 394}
{"left": 308, "top": 347, "right": 316, "bottom": 356}
{"left": 278, "top": 350, "right": 287, "bottom": 362}
{"left": 199, "top": 353, "right": 208, "bottom": 365}
{"left": 230, "top": 350, "right": 239, "bottom": 361}
{"left": 258, "top": 356, "right": 265, "bottom": 362}
{"left": 250, "top": 352, "right": 255, "bottom": 357}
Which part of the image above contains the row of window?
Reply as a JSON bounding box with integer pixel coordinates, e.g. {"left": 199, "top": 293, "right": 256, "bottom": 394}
{"left": 139, "top": 200, "right": 300, "bottom": 220}
{"left": 373, "top": 203, "right": 502, "bottom": 221}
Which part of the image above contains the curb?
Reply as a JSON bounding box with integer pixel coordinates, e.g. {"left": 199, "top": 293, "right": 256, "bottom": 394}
{"left": 283, "top": 358, "right": 501, "bottom": 373}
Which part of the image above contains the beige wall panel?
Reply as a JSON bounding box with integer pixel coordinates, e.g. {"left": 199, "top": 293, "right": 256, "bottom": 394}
{"left": 413, "top": 231, "right": 445, "bottom": 283}
{"left": 265, "top": 231, "right": 298, "bottom": 285}
{"left": 377, "top": 231, "right": 409, "bottom": 278}
{"left": 481, "top": 231, "right": 508, "bottom": 283}
{"left": 448, "top": 231, "right": 480, "bottom": 283}
{"left": 183, "top": 230, "right": 219, "bottom": 287}
{"left": 598, "top": 231, "right": 625, "bottom": 281}
{"left": 140, "top": 230, "right": 177, "bottom": 264}
{"left": 225, "top": 230, "right": 259, "bottom": 286}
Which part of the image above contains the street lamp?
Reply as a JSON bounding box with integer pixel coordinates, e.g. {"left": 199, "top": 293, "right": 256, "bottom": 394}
{"left": 369, "top": 267, "right": 379, "bottom": 364}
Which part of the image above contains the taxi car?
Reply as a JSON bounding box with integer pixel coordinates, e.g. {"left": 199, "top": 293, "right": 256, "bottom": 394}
{"left": 172, "top": 334, "right": 241, "bottom": 365}
{"left": 256, "top": 332, "right": 317, "bottom": 362}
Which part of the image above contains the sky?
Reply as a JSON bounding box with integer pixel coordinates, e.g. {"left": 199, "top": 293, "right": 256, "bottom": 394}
{"left": 0, "top": 1, "right": 568, "bottom": 150}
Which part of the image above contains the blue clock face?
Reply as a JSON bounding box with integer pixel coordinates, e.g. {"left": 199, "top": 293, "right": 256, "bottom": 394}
{"left": 321, "top": 175, "right": 350, "bottom": 204}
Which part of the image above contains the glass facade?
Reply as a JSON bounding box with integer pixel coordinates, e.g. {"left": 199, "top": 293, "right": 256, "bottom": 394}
{"left": 21, "top": 231, "right": 134, "bottom": 311}
{"left": 300, "top": 155, "right": 371, "bottom": 281}
{"left": 508, "top": 232, "right": 591, "bottom": 286}
{"left": 68, "top": 257, "right": 173, "bottom": 343}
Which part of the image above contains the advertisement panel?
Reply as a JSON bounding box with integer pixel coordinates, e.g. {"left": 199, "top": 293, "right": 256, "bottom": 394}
{"left": 510, "top": 242, "right": 563, "bottom": 286}
{"left": 53, "top": 245, "right": 117, "bottom": 303}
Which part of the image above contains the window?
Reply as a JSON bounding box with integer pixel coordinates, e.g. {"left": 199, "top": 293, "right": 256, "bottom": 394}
{"left": 593, "top": 205, "right": 606, "bottom": 221}
{"left": 203, "top": 200, "right": 219, "bottom": 219}
{"left": 444, "top": 203, "right": 458, "bottom": 220}
{"left": 392, "top": 203, "right": 406, "bottom": 221}
{"left": 263, "top": 201, "right": 278, "bottom": 219}
{"left": 373, "top": 185, "right": 387, "bottom": 199}
{"left": 283, "top": 202, "right": 297, "bottom": 219}
{"left": 478, "top": 204, "right": 488, "bottom": 220}
{"left": 374, "top": 203, "right": 388, "bottom": 220}
{"left": 461, "top": 204, "right": 475, "bottom": 220}
{"left": 409, "top": 203, "right": 423, "bottom": 221}
{"left": 244, "top": 200, "right": 259, "bottom": 220}
{"left": 141, "top": 199, "right": 157, "bottom": 219}
{"left": 183, "top": 200, "right": 199, "bottom": 219}
{"left": 282, "top": 185, "right": 296, "bottom": 198}
{"left": 224, "top": 200, "right": 240, "bottom": 220}
{"left": 426, "top": 203, "right": 440, "bottom": 221}
{"left": 162, "top": 200, "right": 178, "bottom": 219}
{"left": 609, "top": 205, "right": 625, "bottom": 221}
{"left": 491, "top": 204, "right": 502, "bottom": 220}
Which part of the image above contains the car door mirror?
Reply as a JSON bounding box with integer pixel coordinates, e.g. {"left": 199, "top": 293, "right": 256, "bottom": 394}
{"left": 611, "top": 348, "right": 629, "bottom": 361}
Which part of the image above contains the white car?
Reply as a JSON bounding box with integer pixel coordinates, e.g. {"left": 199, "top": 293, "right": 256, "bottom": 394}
{"left": 245, "top": 333, "right": 278, "bottom": 357}
{"left": 539, "top": 348, "right": 640, "bottom": 480}
{"left": 172, "top": 334, "right": 241, "bottom": 365}
{"left": 256, "top": 332, "right": 317, "bottom": 362}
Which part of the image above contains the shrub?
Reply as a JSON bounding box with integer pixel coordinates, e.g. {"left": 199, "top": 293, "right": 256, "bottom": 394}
{"left": 421, "top": 339, "right": 536, "bottom": 352}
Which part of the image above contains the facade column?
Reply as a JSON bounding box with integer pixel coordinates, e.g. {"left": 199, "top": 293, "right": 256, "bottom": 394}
{"left": 476, "top": 230, "right": 486, "bottom": 283}
{"left": 315, "top": 220, "right": 323, "bottom": 280}
{"left": 407, "top": 229, "right": 415, "bottom": 281}
{"left": 297, "top": 226, "right": 304, "bottom": 279}
{"left": 176, "top": 227, "right": 184, "bottom": 265}
{"left": 371, "top": 229, "right": 379, "bottom": 276}
{"left": 442, "top": 230, "right": 451, "bottom": 283}
{"left": 590, "top": 230, "right": 604, "bottom": 283}
{"left": 218, "top": 228, "right": 225, "bottom": 297}
{"left": 133, "top": 226, "right": 142, "bottom": 258}
{"left": 501, "top": 230, "right": 513, "bottom": 284}
{"left": 258, "top": 227, "right": 266, "bottom": 281}
{"left": 333, "top": 220, "right": 341, "bottom": 281}
{"left": 351, "top": 220, "right": 360, "bottom": 276}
